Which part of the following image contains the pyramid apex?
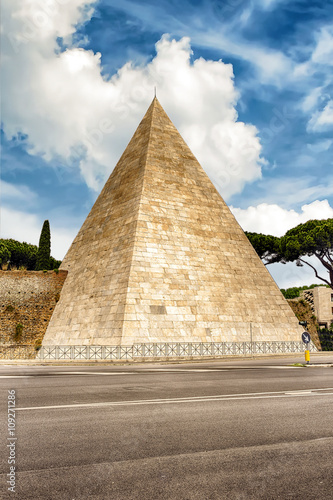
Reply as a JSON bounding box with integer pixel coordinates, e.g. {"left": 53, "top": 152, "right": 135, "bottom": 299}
{"left": 148, "top": 94, "right": 162, "bottom": 109}
{"left": 138, "top": 95, "right": 175, "bottom": 137}
{"left": 142, "top": 94, "right": 161, "bottom": 115}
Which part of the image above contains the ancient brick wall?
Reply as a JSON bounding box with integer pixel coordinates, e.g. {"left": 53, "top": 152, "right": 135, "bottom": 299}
{"left": 0, "top": 271, "right": 67, "bottom": 355}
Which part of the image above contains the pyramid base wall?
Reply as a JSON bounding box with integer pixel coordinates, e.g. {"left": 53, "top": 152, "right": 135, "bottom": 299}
{"left": 42, "top": 321, "right": 301, "bottom": 346}
{"left": 121, "top": 321, "right": 301, "bottom": 345}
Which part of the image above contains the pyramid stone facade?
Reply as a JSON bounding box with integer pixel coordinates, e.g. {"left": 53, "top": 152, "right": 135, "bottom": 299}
{"left": 43, "top": 98, "right": 303, "bottom": 346}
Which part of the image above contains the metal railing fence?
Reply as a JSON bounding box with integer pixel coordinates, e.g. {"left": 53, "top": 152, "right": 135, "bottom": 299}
{"left": 29, "top": 341, "right": 318, "bottom": 360}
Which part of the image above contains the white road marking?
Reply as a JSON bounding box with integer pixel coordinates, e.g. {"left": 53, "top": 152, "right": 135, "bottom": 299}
{"left": 56, "top": 371, "right": 135, "bottom": 375}
{"left": 143, "top": 369, "right": 228, "bottom": 372}
{"left": 15, "top": 388, "right": 333, "bottom": 411}
{"left": 0, "top": 369, "right": 227, "bottom": 377}
{"left": 57, "top": 369, "right": 227, "bottom": 374}
{"left": 284, "top": 391, "right": 313, "bottom": 395}
{"left": 261, "top": 366, "right": 301, "bottom": 369}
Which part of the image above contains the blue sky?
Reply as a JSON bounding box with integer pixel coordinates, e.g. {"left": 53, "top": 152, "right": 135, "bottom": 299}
{"left": 1, "top": 0, "right": 333, "bottom": 287}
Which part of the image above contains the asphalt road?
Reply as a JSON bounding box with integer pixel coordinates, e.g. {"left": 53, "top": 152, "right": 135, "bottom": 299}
{"left": 1, "top": 355, "right": 333, "bottom": 499}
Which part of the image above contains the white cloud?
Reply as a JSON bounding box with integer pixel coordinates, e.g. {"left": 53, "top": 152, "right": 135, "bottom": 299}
{"left": 231, "top": 199, "right": 333, "bottom": 236}
{"left": 306, "top": 139, "right": 333, "bottom": 153}
{"left": 253, "top": 176, "right": 333, "bottom": 207}
{"left": 0, "top": 206, "right": 75, "bottom": 260}
{"left": 307, "top": 100, "right": 333, "bottom": 132}
{"left": 0, "top": 207, "right": 41, "bottom": 245}
{"left": 1, "top": 180, "right": 37, "bottom": 203}
{"left": 301, "top": 87, "right": 323, "bottom": 113}
{"left": 300, "top": 25, "right": 333, "bottom": 132}
{"left": 311, "top": 26, "right": 333, "bottom": 66}
{"left": 2, "top": 0, "right": 95, "bottom": 49}
{"left": 196, "top": 31, "right": 293, "bottom": 87}
{"left": 255, "top": 0, "right": 289, "bottom": 11}
{"left": 101, "top": 1, "right": 294, "bottom": 87}
{"left": 1, "top": 2, "right": 265, "bottom": 198}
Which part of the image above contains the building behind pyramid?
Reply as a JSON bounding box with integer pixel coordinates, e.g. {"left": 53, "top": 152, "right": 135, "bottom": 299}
{"left": 42, "top": 98, "right": 303, "bottom": 346}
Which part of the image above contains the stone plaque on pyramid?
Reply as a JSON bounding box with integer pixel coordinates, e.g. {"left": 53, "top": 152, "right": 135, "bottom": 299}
{"left": 43, "top": 97, "right": 302, "bottom": 346}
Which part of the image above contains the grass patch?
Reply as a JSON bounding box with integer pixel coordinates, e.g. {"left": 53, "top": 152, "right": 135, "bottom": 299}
{"left": 291, "top": 363, "right": 306, "bottom": 367}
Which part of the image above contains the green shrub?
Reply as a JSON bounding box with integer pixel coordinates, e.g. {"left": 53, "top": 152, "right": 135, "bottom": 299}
{"left": 34, "top": 339, "right": 42, "bottom": 351}
{"left": 13, "top": 323, "right": 23, "bottom": 342}
{"left": 318, "top": 328, "right": 333, "bottom": 351}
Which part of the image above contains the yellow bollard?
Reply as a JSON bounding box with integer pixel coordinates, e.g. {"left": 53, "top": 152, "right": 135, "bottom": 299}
{"left": 305, "top": 350, "right": 310, "bottom": 364}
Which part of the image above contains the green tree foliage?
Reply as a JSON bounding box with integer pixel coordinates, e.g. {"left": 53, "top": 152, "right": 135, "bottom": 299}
{"left": 280, "top": 284, "right": 329, "bottom": 299}
{"left": 280, "top": 219, "right": 333, "bottom": 289}
{"left": 36, "top": 220, "right": 51, "bottom": 270}
{"left": 0, "top": 237, "right": 61, "bottom": 271}
{"left": 245, "top": 232, "right": 281, "bottom": 264}
{"left": 0, "top": 242, "right": 11, "bottom": 268}
{"left": 49, "top": 256, "right": 62, "bottom": 269}
{"left": 0, "top": 239, "right": 38, "bottom": 269}
{"left": 280, "top": 287, "right": 301, "bottom": 299}
{"left": 246, "top": 219, "right": 333, "bottom": 289}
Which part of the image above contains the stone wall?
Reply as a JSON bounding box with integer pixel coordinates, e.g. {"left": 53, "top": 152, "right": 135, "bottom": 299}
{"left": 287, "top": 298, "right": 321, "bottom": 350}
{"left": 301, "top": 287, "right": 333, "bottom": 329}
{"left": 0, "top": 271, "right": 67, "bottom": 355}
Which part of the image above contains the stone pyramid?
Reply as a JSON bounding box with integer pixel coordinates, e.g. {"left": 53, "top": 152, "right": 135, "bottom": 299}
{"left": 43, "top": 97, "right": 302, "bottom": 346}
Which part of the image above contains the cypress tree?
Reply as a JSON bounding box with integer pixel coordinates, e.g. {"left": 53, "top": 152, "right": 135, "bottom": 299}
{"left": 36, "top": 220, "right": 51, "bottom": 270}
